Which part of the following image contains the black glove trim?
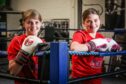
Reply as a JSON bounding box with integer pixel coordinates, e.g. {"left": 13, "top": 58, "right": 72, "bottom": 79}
{"left": 87, "top": 41, "right": 96, "bottom": 51}
{"left": 15, "top": 49, "right": 31, "bottom": 65}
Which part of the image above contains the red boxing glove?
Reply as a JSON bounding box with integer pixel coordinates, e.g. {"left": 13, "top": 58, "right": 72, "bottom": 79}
{"left": 86, "top": 38, "right": 109, "bottom": 51}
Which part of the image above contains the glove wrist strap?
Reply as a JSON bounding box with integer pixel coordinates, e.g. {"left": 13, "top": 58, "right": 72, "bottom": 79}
{"left": 87, "top": 41, "right": 96, "bottom": 51}
{"left": 15, "top": 50, "right": 31, "bottom": 65}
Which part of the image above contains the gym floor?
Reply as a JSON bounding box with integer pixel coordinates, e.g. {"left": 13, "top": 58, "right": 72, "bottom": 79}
{"left": 0, "top": 77, "right": 126, "bottom": 84}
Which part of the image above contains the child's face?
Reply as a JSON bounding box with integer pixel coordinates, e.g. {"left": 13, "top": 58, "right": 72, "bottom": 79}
{"left": 23, "top": 18, "right": 42, "bottom": 36}
{"left": 83, "top": 14, "right": 100, "bottom": 33}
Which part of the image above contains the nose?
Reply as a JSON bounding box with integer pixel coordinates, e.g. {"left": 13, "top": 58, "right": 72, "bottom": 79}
{"left": 31, "top": 22, "right": 37, "bottom": 28}
{"left": 89, "top": 21, "right": 95, "bottom": 27}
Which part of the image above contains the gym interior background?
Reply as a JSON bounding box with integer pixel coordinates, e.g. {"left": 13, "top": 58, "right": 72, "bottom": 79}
{"left": 0, "top": 0, "right": 126, "bottom": 84}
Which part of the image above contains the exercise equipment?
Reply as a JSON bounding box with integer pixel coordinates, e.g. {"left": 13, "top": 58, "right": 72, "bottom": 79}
{"left": 105, "top": 0, "right": 125, "bottom": 30}
{"left": 44, "top": 26, "right": 70, "bottom": 42}
{"left": 44, "top": 26, "right": 55, "bottom": 42}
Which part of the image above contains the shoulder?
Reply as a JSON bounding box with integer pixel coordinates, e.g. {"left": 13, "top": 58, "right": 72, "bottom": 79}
{"left": 12, "top": 34, "right": 26, "bottom": 41}
{"left": 10, "top": 34, "right": 26, "bottom": 45}
{"left": 74, "top": 30, "right": 90, "bottom": 38}
{"left": 72, "top": 30, "right": 88, "bottom": 43}
{"left": 74, "top": 30, "right": 87, "bottom": 36}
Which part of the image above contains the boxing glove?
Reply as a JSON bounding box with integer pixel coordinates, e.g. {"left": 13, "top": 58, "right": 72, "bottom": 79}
{"left": 37, "top": 43, "right": 50, "bottom": 51}
{"left": 86, "top": 38, "right": 109, "bottom": 51}
{"left": 15, "top": 35, "right": 43, "bottom": 65}
{"left": 106, "top": 38, "right": 121, "bottom": 52}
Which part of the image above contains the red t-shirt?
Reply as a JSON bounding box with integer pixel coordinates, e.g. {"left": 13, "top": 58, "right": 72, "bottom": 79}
{"left": 71, "top": 30, "right": 105, "bottom": 78}
{"left": 7, "top": 34, "right": 45, "bottom": 84}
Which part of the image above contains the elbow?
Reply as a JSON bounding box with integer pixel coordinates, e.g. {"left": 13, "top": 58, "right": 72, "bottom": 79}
{"left": 8, "top": 60, "right": 16, "bottom": 75}
{"left": 70, "top": 43, "right": 76, "bottom": 51}
{"left": 70, "top": 47, "right": 75, "bottom": 51}
{"left": 70, "top": 42, "right": 80, "bottom": 51}
{"left": 8, "top": 60, "right": 22, "bottom": 76}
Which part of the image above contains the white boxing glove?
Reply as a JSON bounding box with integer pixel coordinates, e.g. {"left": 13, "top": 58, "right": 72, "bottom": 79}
{"left": 15, "top": 35, "right": 43, "bottom": 65}
{"left": 86, "top": 38, "right": 109, "bottom": 51}
{"left": 106, "top": 38, "right": 121, "bottom": 52}
{"left": 21, "top": 35, "right": 42, "bottom": 54}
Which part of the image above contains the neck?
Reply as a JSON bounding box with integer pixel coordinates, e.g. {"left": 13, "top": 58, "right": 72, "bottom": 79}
{"left": 25, "top": 33, "right": 37, "bottom": 36}
{"left": 89, "top": 33, "right": 96, "bottom": 38}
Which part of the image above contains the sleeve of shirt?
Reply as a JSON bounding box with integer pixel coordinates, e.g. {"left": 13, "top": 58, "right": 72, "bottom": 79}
{"left": 72, "top": 31, "right": 87, "bottom": 43}
{"left": 7, "top": 36, "right": 21, "bottom": 60}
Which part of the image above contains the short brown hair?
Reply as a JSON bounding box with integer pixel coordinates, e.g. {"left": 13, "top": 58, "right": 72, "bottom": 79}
{"left": 22, "top": 9, "right": 42, "bottom": 22}
{"left": 82, "top": 8, "right": 100, "bottom": 22}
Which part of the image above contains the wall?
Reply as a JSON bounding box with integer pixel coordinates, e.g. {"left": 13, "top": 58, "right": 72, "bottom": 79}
{"left": 11, "top": 0, "right": 76, "bottom": 28}
{"left": 11, "top": 0, "right": 107, "bottom": 28}
{"left": 10, "top": 0, "right": 107, "bottom": 39}
{"left": 82, "top": 0, "right": 105, "bottom": 25}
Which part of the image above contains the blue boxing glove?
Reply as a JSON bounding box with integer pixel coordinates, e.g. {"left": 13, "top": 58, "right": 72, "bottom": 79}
{"left": 15, "top": 35, "right": 43, "bottom": 65}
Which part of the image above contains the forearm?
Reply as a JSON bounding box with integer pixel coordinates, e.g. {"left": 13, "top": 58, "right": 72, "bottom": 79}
{"left": 70, "top": 41, "right": 88, "bottom": 51}
{"left": 8, "top": 60, "right": 23, "bottom": 75}
{"left": 8, "top": 49, "right": 32, "bottom": 75}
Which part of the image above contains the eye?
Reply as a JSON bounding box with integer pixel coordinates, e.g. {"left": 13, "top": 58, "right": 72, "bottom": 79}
{"left": 86, "top": 20, "right": 90, "bottom": 23}
{"left": 35, "top": 21, "right": 39, "bottom": 24}
{"left": 86, "top": 20, "right": 92, "bottom": 24}
{"left": 27, "top": 21, "right": 32, "bottom": 24}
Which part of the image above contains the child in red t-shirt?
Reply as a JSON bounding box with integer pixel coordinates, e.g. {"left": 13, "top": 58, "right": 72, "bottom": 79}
{"left": 7, "top": 9, "right": 45, "bottom": 84}
{"left": 70, "top": 8, "right": 120, "bottom": 84}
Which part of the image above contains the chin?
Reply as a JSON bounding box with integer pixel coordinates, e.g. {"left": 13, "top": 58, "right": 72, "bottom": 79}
{"left": 93, "top": 29, "right": 98, "bottom": 32}
{"left": 29, "top": 33, "right": 37, "bottom": 36}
